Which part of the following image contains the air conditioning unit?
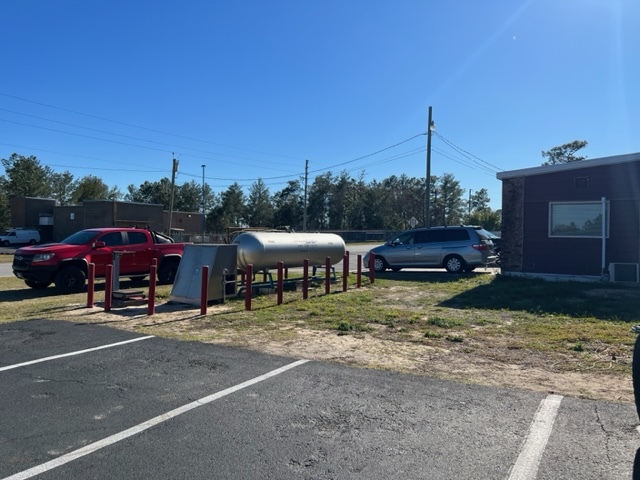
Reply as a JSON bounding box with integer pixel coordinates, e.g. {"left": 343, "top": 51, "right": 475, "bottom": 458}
{"left": 609, "top": 263, "right": 639, "bottom": 283}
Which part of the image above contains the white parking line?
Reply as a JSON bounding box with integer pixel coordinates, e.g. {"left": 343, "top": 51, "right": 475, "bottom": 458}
{"left": 508, "top": 394, "right": 563, "bottom": 480}
{"left": 0, "top": 336, "right": 155, "bottom": 372}
{"left": 2, "top": 359, "right": 309, "bottom": 480}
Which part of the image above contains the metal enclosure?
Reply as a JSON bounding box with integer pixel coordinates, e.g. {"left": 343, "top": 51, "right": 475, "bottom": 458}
{"left": 169, "top": 244, "right": 237, "bottom": 305}
{"left": 233, "top": 231, "right": 346, "bottom": 271}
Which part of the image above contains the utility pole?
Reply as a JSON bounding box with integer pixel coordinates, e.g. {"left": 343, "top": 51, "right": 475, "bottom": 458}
{"left": 425, "top": 106, "right": 434, "bottom": 228}
{"left": 468, "top": 189, "right": 472, "bottom": 214}
{"left": 303, "top": 159, "right": 309, "bottom": 232}
{"left": 201, "top": 165, "right": 206, "bottom": 242}
{"left": 168, "top": 154, "right": 178, "bottom": 235}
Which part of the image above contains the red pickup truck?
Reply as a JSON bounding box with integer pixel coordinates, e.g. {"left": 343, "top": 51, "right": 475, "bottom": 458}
{"left": 13, "top": 227, "right": 188, "bottom": 293}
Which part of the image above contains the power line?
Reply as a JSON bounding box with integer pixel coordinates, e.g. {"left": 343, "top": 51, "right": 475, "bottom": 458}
{"left": 0, "top": 118, "right": 171, "bottom": 155}
{"left": 0, "top": 111, "right": 299, "bottom": 174}
{"left": 431, "top": 146, "right": 496, "bottom": 176}
{"left": 0, "top": 143, "right": 167, "bottom": 173}
{"left": 0, "top": 92, "right": 304, "bottom": 161}
{"left": 1, "top": 93, "right": 429, "bottom": 183}
{"left": 306, "top": 133, "right": 426, "bottom": 175}
{"left": 432, "top": 131, "right": 503, "bottom": 172}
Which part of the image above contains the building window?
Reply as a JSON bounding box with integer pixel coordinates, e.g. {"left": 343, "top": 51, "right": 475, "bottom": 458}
{"left": 549, "top": 201, "right": 609, "bottom": 238}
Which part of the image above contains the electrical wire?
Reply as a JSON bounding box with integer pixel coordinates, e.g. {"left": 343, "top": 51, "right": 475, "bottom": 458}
{"left": 2, "top": 94, "right": 501, "bottom": 190}
{"left": 0, "top": 113, "right": 298, "bottom": 174}
{"left": 431, "top": 145, "right": 496, "bottom": 176}
{"left": 0, "top": 92, "right": 303, "bottom": 161}
{"left": 432, "top": 131, "right": 503, "bottom": 172}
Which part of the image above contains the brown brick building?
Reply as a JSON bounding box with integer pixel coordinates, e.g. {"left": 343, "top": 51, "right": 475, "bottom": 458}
{"left": 497, "top": 152, "right": 640, "bottom": 282}
{"left": 9, "top": 198, "right": 204, "bottom": 243}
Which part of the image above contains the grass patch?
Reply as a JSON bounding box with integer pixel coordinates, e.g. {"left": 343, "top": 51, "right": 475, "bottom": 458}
{"left": 1, "top": 272, "right": 639, "bottom": 378}
{"left": 427, "top": 316, "right": 463, "bottom": 328}
{"left": 424, "top": 330, "right": 443, "bottom": 339}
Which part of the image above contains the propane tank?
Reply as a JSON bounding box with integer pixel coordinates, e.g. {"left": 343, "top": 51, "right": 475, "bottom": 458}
{"left": 233, "top": 231, "right": 346, "bottom": 271}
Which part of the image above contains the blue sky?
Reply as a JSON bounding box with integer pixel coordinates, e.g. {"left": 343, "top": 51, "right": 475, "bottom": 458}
{"left": 1, "top": 0, "right": 638, "bottom": 212}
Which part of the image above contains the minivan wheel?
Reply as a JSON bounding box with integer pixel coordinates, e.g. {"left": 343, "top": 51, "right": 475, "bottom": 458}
{"left": 373, "top": 257, "right": 388, "bottom": 273}
{"left": 444, "top": 255, "right": 465, "bottom": 274}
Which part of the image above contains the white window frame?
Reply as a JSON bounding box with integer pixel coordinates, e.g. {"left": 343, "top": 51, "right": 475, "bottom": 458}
{"left": 548, "top": 201, "right": 610, "bottom": 238}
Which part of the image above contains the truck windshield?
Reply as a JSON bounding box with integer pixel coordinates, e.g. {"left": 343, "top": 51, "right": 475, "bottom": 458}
{"left": 61, "top": 230, "right": 101, "bottom": 245}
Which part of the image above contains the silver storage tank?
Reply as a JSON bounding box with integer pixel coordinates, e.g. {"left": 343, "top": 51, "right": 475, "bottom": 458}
{"left": 233, "top": 231, "right": 346, "bottom": 271}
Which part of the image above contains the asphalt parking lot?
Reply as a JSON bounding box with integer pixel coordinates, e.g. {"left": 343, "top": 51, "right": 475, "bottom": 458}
{"left": 1, "top": 319, "right": 638, "bottom": 479}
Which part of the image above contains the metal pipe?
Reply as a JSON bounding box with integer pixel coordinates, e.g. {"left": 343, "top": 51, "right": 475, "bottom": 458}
{"left": 200, "top": 265, "right": 209, "bottom": 315}
{"left": 105, "top": 264, "right": 113, "bottom": 312}
{"left": 303, "top": 259, "right": 309, "bottom": 300}
{"left": 201, "top": 164, "right": 206, "bottom": 242}
{"left": 148, "top": 265, "right": 156, "bottom": 316}
{"left": 245, "top": 265, "right": 253, "bottom": 311}
{"left": 369, "top": 253, "right": 375, "bottom": 284}
{"left": 342, "top": 254, "right": 348, "bottom": 292}
{"left": 87, "top": 263, "right": 95, "bottom": 308}
{"left": 601, "top": 196, "right": 607, "bottom": 276}
{"left": 325, "top": 256, "right": 331, "bottom": 295}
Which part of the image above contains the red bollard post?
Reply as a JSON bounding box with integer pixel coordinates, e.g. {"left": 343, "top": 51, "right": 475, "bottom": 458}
{"left": 303, "top": 259, "right": 309, "bottom": 300}
{"left": 87, "top": 263, "right": 95, "bottom": 307}
{"left": 369, "top": 253, "right": 375, "bottom": 284}
{"left": 200, "top": 265, "right": 209, "bottom": 315}
{"left": 325, "top": 256, "right": 331, "bottom": 295}
{"left": 245, "top": 264, "right": 253, "bottom": 311}
{"left": 147, "top": 265, "right": 157, "bottom": 315}
{"left": 342, "top": 254, "right": 348, "bottom": 292}
{"left": 104, "top": 264, "right": 113, "bottom": 312}
{"left": 357, "top": 255, "right": 362, "bottom": 288}
{"left": 277, "top": 261, "right": 284, "bottom": 305}
{"left": 345, "top": 250, "right": 350, "bottom": 277}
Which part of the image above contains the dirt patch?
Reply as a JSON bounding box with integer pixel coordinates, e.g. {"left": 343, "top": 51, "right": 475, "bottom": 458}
{"left": 63, "top": 302, "right": 634, "bottom": 404}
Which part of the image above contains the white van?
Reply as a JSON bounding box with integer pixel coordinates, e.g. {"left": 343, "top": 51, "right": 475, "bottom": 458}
{"left": 0, "top": 228, "right": 40, "bottom": 246}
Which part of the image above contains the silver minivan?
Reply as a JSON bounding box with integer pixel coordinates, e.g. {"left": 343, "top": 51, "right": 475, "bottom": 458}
{"left": 363, "top": 226, "right": 497, "bottom": 273}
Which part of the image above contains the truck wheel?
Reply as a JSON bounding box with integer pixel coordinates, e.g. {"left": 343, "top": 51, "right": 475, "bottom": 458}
{"left": 25, "top": 280, "right": 52, "bottom": 289}
{"left": 1, "top": 240, "right": 8, "bottom": 247}
{"left": 158, "top": 259, "right": 179, "bottom": 285}
{"left": 55, "top": 266, "right": 86, "bottom": 293}
{"left": 29, "top": 239, "right": 37, "bottom": 245}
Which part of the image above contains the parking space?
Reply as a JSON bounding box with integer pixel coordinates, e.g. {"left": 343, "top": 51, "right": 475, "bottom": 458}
{"left": 1, "top": 319, "right": 638, "bottom": 479}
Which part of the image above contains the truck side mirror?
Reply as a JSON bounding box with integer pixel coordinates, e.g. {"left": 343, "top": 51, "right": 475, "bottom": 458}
{"left": 93, "top": 241, "right": 106, "bottom": 249}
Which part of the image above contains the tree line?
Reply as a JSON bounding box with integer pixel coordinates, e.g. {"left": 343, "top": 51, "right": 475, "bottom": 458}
{"left": 0, "top": 153, "right": 502, "bottom": 233}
